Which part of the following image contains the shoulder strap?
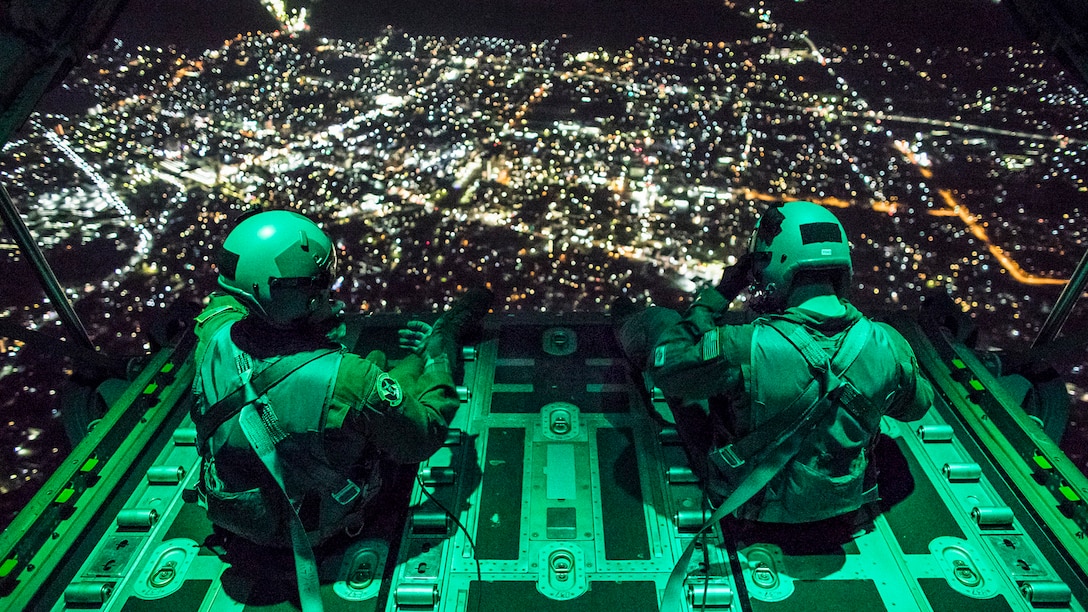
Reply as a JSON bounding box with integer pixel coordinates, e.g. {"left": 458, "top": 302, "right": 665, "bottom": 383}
{"left": 764, "top": 317, "right": 871, "bottom": 379}
{"left": 767, "top": 317, "right": 875, "bottom": 421}
{"left": 194, "top": 348, "right": 340, "bottom": 452}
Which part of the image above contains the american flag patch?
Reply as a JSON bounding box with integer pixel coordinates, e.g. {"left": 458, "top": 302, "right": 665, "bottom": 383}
{"left": 701, "top": 328, "right": 721, "bottom": 361}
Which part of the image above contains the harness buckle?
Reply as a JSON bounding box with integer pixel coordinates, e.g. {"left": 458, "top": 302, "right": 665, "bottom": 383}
{"left": 332, "top": 480, "right": 362, "bottom": 505}
{"left": 717, "top": 444, "right": 745, "bottom": 469}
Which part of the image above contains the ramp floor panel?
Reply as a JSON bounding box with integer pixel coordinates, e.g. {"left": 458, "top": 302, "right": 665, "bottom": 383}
{"left": 47, "top": 316, "right": 1088, "bottom": 611}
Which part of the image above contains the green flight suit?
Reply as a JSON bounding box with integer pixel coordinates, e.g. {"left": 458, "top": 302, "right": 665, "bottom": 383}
{"left": 645, "top": 287, "right": 934, "bottom": 523}
{"left": 191, "top": 293, "right": 460, "bottom": 546}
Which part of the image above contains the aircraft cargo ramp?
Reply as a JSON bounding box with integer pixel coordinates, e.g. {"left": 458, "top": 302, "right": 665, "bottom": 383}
{"left": 3, "top": 312, "right": 1087, "bottom": 611}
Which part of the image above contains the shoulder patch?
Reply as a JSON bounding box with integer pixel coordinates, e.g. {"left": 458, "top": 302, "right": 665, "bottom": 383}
{"left": 375, "top": 373, "right": 404, "bottom": 409}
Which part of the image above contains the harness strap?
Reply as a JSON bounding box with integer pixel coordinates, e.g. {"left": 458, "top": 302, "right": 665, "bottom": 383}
{"left": 781, "top": 324, "right": 832, "bottom": 375}
{"left": 666, "top": 318, "right": 878, "bottom": 611}
{"left": 239, "top": 403, "right": 324, "bottom": 612}
{"left": 713, "top": 319, "right": 870, "bottom": 468}
{"left": 767, "top": 318, "right": 869, "bottom": 378}
{"left": 193, "top": 348, "right": 340, "bottom": 452}
{"left": 196, "top": 344, "right": 370, "bottom": 516}
{"left": 764, "top": 317, "right": 876, "bottom": 422}
{"left": 665, "top": 381, "right": 840, "bottom": 612}
{"left": 715, "top": 370, "right": 822, "bottom": 468}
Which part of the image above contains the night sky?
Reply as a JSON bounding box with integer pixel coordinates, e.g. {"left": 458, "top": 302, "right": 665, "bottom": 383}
{"left": 107, "top": 0, "right": 1029, "bottom": 52}
{"left": 108, "top": 0, "right": 741, "bottom": 49}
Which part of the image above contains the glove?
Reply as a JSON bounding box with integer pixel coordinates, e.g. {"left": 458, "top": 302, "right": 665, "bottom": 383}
{"left": 716, "top": 253, "right": 754, "bottom": 301}
{"left": 398, "top": 320, "right": 433, "bottom": 354}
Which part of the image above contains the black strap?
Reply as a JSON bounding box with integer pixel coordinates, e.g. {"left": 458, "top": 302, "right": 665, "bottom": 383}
{"left": 663, "top": 417, "right": 817, "bottom": 612}
{"left": 194, "top": 348, "right": 339, "bottom": 452}
{"left": 666, "top": 372, "right": 843, "bottom": 611}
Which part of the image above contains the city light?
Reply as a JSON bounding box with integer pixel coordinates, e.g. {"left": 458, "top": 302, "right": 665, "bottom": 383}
{"left": 0, "top": 0, "right": 1085, "bottom": 528}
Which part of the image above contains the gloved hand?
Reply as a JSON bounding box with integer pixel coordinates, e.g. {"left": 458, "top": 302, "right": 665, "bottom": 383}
{"left": 416, "top": 288, "right": 493, "bottom": 373}
{"left": 716, "top": 253, "right": 754, "bottom": 301}
{"left": 398, "top": 320, "right": 433, "bottom": 354}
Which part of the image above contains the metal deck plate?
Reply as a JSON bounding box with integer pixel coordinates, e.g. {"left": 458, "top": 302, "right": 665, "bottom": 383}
{"left": 49, "top": 316, "right": 1088, "bottom": 611}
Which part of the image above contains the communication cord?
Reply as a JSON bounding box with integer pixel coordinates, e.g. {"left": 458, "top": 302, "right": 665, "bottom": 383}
{"left": 415, "top": 473, "right": 484, "bottom": 611}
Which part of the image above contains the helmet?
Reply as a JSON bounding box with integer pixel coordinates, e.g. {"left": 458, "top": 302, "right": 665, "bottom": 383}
{"left": 217, "top": 210, "right": 337, "bottom": 327}
{"left": 748, "top": 201, "right": 852, "bottom": 306}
